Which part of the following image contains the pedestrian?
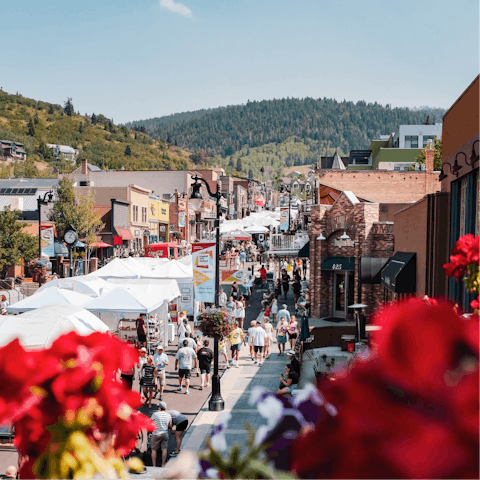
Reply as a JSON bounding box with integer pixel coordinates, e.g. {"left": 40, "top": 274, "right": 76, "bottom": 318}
{"left": 225, "top": 249, "right": 231, "bottom": 269}
{"left": 286, "top": 349, "right": 301, "bottom": 376}
{"left": 166, "top": 407, "right": 189, "bottom": 456}
{"left": 153, "top": 345, "right": 169, "bottom": 401}
{"left": 304, "top": 288, "right": 311, "bottom": 316}
{"left": 150, "top": 401, "right": 173, "bottom": 467}
{"left": 239, "top": 249, "right": 247, "bottom": 269}
{"left": 4, "top": 465, "right": 17, "bottom": 479}
{"left": 292, "top": 278, "right": 302, "bottom": 304}
{"left": 219, "top": 336, "right": 230, "bottom": 367}
{"left": 277, "top": 303, "right": 291, "bottom": 322}
{"left": 0, "top": 295, "right": 8, "bottom": 315}
{"left": 197, "top": 338, "right": 214, "bottom": 389}
{"left": 231, "top": 282, "right": 240, "bottom": 300}
{"left": 138, "top": 347, "right": 148, "bottom": 395}
{"left": 184, "top": 332, "right": 197, "bottom": 351}
{"left": 177, "top": 311, "right": 187, "bottom": 328}
{"left": 218, "top": 288, "right": 227, "bottom": 309}
{"left": 274, "top": 279, "right": 282, "bottom": 298}
{"left": 141, "top": 356, "right": 157, "bottom": 408}
{"left": 246, "top": 320, "right": 257, "bottom": 360}
{"left": 235, "top": 296, "right": 246, "bottom": 326}
{"left": 287, "top": 315, "right": 299, "bottom": 350}
{"left": 120, "top": 363, "right": 135, "bottom": 389}
{"left": 302, "top": 258, "right": 308, "bottom": 279}
{"left": 240, "top": 282, "right": 251, "bottom": 307}
{"left": 270, "top": 295, "right": 278, "bottom": 323}
{"left": 251, "top": 321, "right": 267, "bottom": 366}
{"left": 184, "top": 318, "right": 192, "bottom": 336}
{"left": 259, "top": 264, "right": 267, "bottom": 286}
{"left": 276, "top": 317, "right": 288, "bottom": 355}
{"left": 175, "top": 339, "right": 197, "bottom": 394}
{"left": 276, "top": 363, "right": 299, "bottom": 395}
{"left": 263, "top": 317, "right": 274, "bottom": 359}
{"left": 281, "top": 269, "right": 290, "bottom": 299}
{"left": 177, "top": 320, "right": 186, "bottom": 349}
{"left": 136, "top": 313, "right": 147, "bottom": 349}
{"left": 229, "top": 321, "right": 244, "bottom": 368}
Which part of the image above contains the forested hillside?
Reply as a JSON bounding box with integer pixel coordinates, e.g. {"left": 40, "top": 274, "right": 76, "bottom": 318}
{"left": 130, "top": 98, "right": 445, "bottom": 158}
{"left": 0, "top": 91, "right": 190, "bottom": 178}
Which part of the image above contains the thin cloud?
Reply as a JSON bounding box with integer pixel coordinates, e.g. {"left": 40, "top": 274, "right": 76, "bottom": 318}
{"left": 159, "top": 0, "right": 192, "bottom": 18}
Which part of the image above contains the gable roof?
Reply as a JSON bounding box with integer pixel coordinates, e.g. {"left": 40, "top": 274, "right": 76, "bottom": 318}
{"left": 331, "top": 151, "right": 347, "bottom": 170}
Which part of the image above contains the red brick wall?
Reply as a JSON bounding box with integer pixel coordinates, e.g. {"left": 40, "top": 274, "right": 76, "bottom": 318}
{"left": 318, "top": 170, "right": 441, "bottom": 203}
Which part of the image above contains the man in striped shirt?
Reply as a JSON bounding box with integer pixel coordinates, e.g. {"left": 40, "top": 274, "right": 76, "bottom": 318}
{"left": 151, "top": 401, "right": 173, "bottom": 467}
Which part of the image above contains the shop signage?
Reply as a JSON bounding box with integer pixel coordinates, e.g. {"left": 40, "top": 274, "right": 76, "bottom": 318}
{"left": 192, "top": 242, "right": 216, "bottom": 303}
{"left": 40, "top": 225, "right": 55, "bottom": 257}
{"left": 333, "top": 238, "right": 355, "bottom": 247}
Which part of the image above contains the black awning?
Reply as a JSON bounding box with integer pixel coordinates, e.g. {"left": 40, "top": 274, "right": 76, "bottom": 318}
{"left": 321, "top": 257, "right": 354, "bottom": 271}
{"left": 381, "top": 252, "right": 416, "bottom": 293}
{"left": 361, "top": 257, "right": 390, "bottom": 284}
{"left": 298, "top": 241, "right": 310, "bottom": 258}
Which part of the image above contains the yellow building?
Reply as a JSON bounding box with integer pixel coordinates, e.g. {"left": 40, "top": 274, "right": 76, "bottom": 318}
{"left": 158, "top": 199, "right": 170, "bottom": 241}
{"left": 128, "top": 185, "right": 150, "bottom": 252}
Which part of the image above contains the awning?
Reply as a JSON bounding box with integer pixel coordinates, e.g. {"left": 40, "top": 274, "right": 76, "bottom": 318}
{"left": 114, "top": 227, "right": 133, "bottom": 240}
{"left": 298, "top": 241, "right": 310, "bottom": 258}
{"left": 54, "top": 239, "right": 69, "bottom": 257}
{"left": 360, "top": 257, "right": 389, "bottom": 284}
{"left": 321, "top": 257, "right": 354, "bottom": 271}
{"left": 381, "top": 252, "right": 416, "bottom": 293}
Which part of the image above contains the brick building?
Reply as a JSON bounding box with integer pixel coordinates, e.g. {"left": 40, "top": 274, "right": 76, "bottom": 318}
{"left": 309, "top": 191, "right": 395, "bottom": 320}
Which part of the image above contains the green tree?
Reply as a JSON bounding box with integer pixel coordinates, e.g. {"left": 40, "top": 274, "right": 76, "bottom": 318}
{"left": 64, "top": 97, "right": 74, "bottom": 116}
{"left": 236, "top": 158, "right": 243, "bottom": 172}
{"left": 415, "top": 137, "right": 442, "bottom": 171}
{"left": 0, "top": 207, "right": 37, "bottom": 278}
{"left": 125, "top": 145, "right": 132, "bottom": 156}
{"left": 27, "top": 118, "right": 35, "bottom": 136}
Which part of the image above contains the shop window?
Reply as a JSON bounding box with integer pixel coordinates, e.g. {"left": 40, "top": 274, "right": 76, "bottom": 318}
{"left": 404, "top": 135, "right": 418, "bottom": 148}
{"left": 133, "top": 205, "right": 138, "bottom": 222}
{"left": 142, "top": 206, "right": 147, "bottom": 223}
{"left": 423, "top": 135, "right": 436, "bottom": 148}
{"left": 459, "top": 177, "right": 467, "bottom": 236}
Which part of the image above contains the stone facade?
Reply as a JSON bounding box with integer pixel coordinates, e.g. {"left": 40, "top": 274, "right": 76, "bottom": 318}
{"left": 309, "top": 192, "right": 394, "bottom": 319}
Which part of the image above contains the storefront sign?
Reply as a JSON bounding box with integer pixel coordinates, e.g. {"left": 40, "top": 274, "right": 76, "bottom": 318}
{"left": 178, "top": 211, "right": 185, "bottom": 228}
{"left": 40, "top": 225, "right": 55, "bottom": 257}
{"left": 280, "top": 207, "right": 289, "bottom": 231}
{"left": 333, "top": 238, "right": 355, "bottom": 247}
{"left": 192, "top": 242, "right": 216, "bottom": 303}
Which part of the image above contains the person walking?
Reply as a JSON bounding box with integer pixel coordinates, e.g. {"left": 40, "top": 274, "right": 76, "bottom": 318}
{"left": 231, "top": 282, "right": 240, "bottom": 300}
{"left": 166, "top": 407, "right": 189, "bottom": 457}
{"left": 141, "top": 356, "right": 157, "bottom": 407}
{"left": 120, "top": 364, "right": 135, "bottom": 389}
{"left": 184, "top": 332, "right": 197, "bottom": 350}
{"left": 263, "top": 317, "right": 274, "bottom": 359}
{"left": 175, "top": 339, "right": 197, "bottom": 394}
{"left": 235, "top": 296, "right": 246, "bottom": 326}
{"left": 177, "top": 319, "right": 187, "bottom": 349}
{"left": 259, "top": 264, "right": 267, "bottom": 286}
{"left": 136, "top": 314, "right": 147, "bottom": 349}
{"left": 150, "top": 401, "right": 173, "bottom": 467}
{"left": 270, "top": 296, "right": 279, "bottom": 323}
{"left": 292, "top": 279, "right": 302, "bottom": 304}
{"left": 287, "top": 315, "right": 299, "bottom": 350}
{"left": 239, "top": 249, "right": 247, "bottom": 269}
{"left": 0, "top": 295, "right": 8, "bottom": 315}
{"left": 229, "top": 321, "right": 244, "bottom": 368}
{"left": 281, "top": 269, "right": 290, "bottom": 299}
{"left": 302, "top": 258, "right": 308, "bottom": 280}
{"left": 241, "top": 282, "right": 251, "bottom": 307}
{"left": 138, "top": 347, "right": 148, "bottom": 395}
{"left": 218, "top": 288, "right": 227, "bottom": 309}
{"left": 219, "top": 336, "right": 230, "bottom": 367}
{"left": 251, "top": 321, "right": 267, "bottom": 366}
{"left": 276, "top": 317, "right": 288, "bottom": 355}
{"left": 277, "top": 303, "right": 291, "bottom": 323}
{"left": 197, "top": 339, "right": 214, "bottom": 389}
{"left": 246, "top": 320, "right": 257, "bottom": 360}
{"left": 153, "top": 345, "right": 169, "bottom": 401}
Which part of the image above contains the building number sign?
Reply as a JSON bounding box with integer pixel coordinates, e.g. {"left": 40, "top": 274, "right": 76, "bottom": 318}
{"left": 332, "top": 264, "right": 343, "bottom": 270}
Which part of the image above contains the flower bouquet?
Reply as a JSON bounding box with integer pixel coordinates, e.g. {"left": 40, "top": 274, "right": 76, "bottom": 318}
{"left": 197, "top": 310, "right": 233, "bottom": 339}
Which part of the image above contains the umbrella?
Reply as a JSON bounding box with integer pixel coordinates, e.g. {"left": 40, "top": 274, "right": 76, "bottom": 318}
{"left": 75, "top": 241, "right": 87, "bottom": 247}
{"left": 348, "top": 303, "right": 368, "bottom": 308}
{"left": 88, "top": 241, "right": 112, "bottom": 248}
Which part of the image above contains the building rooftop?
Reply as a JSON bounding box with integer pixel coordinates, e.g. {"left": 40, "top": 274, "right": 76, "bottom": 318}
{"left": 0, "top": 179, "right": 58, "bottom": 189}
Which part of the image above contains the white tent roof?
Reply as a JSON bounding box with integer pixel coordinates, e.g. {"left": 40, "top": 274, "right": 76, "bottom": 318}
{"left": 177, "top": 255, "right": 193, "bottom": 269}
{"left": 83, "top": 287, "right": 167, "bottom": 314}
{"left": 102, "top": 278, "right": 181, "bottom": 302}
{"left": 124, "top": 257, "right": 170, "bottom": 268}
{"left": 150, "top": 260, "right": 193, "bottom": 279}
{"left": 0, "top": 304, "right": 109, "bottom": 349}
{"left": 244, "top": 225, "right": 269, "bottom": 234}
{"left": 7, "top": 287, "right": 92, "bottom": 313}
{"left": 36, "top": 276, "right": 105, "bottom": 297}
{"left": 93, "top": 258, "right": 139, "bottom": 279}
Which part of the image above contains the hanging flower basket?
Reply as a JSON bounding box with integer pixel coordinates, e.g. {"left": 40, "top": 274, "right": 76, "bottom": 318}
{"left": 197, "top": 310, "right": 233, "bottom": 339}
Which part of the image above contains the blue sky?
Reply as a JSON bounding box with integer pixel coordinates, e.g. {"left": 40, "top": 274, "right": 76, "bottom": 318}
{"left": 2, "top": 0, "right": 478, "bottom": 123}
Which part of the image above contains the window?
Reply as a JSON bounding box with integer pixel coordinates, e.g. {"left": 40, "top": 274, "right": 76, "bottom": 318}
{"left": 133, "top": 205, "right": 138, "bottom": 223}
{"left": 459, "top": 177, "right": 467, "bottom": 236}
{"left": 404, "top": 135, "right": 418, "bottom": 148}
{"left": 423, "top": 135, "right": 436, "bottom": 148}
{"left": 141, "top": 206, "right": 147, "bottom": 223}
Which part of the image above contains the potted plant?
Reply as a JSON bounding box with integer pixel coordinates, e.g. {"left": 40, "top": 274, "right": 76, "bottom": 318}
{"left": 197, "top": 310, "right": 233, "bottom": 339}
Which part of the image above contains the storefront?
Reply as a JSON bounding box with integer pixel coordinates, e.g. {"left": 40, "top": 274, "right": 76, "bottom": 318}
{"left": 158, "top": 200, "right": 170, "bottom": 242}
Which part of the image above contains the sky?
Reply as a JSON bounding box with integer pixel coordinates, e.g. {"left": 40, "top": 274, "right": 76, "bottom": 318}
{"left": 2, "top": 0, "right": 478, "bottom": 123}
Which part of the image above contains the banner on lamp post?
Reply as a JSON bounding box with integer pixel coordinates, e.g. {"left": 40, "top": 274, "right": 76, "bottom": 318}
{"left": 178, "top": 211, "right": 185, "bottom": 228}
{"left": 40, "top": 225, "right": 55, "bottom": 257}
{"left": 192, "top": 242, "right": 216, "bottom": 303}
{"left": 280, "top": 207, "right": 289, "bottom": 231}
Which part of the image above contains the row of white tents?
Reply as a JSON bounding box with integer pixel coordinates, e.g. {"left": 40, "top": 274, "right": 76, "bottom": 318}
{"left": 0, "top": 256, "right": 194, "bottom": 350}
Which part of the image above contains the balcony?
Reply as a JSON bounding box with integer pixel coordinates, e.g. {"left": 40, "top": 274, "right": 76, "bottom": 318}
{"left": 269, "top": 233, "right": 309, "bottom": 252}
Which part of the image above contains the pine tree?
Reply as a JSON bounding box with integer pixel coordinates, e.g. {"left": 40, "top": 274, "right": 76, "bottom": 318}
{"left": 64, "top": 97, "right": 74, "bottom": 116}
{"left": 91, "top": 113, "right": 97, "bottom": 124}
{"left": 27, "top": 118, "right": 35, "bottom": 136}
{"left": 125, "top": 145, "right": 132, "bottom": 156}
{"left": 236, "top": 158, "right": 243, "bottom": 172}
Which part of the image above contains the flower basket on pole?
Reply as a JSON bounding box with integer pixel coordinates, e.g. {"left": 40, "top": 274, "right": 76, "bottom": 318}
{"left": 197, "top": 310, "right": 233, "bottom": 339}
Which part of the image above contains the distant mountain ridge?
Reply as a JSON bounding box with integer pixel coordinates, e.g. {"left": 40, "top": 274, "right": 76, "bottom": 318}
{"left": 128, "top": 98, "right": 445, "bottom": 158}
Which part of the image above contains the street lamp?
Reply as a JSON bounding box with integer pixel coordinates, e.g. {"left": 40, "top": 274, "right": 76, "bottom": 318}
{"left": 190, "top": 175, "right": 226, "bottom": 411}
{"left": 280, "top": 184, "right": 292, "bottom": 231}
{"left": 37, "top": 190, "right": 54, "bottom": 258}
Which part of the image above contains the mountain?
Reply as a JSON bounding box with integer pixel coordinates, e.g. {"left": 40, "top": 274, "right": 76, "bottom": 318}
{"left": 0, "top": 91, "right": 190, "bottom": 178}
{"left": 129, "top": 98, "right": 445, "bottom": 158}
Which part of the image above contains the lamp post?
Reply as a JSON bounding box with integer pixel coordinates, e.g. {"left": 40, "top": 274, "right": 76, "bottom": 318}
{"left": 37, "top": 190, "right": 54, "bottom": 258}
{"left": 190, "top": 175, "right": 226, "bottom": 411}
{"left": 280, "top": 184, "right": 292, "bottom": 232}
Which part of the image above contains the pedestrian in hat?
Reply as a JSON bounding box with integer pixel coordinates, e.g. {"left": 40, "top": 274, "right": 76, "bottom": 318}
{"left": 151, "top": 401, "right": 172, "bottom": 467}
{"left": 153, "top": 345, "right": 169, "bottom": 401}
{"left": 286, "top": 349, "right": 301, "bottom": 375}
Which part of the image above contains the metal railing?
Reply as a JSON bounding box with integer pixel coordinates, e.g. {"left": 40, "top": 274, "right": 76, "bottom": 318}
{"left": 270, "top": 233, "right": 309, "bottom": 251}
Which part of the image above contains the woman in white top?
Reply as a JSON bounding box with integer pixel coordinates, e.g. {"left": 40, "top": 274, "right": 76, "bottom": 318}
{"left": 246, "top": 320, "right": 256, "bottom": 360}
{"left": 235, "top": 296, "right": 246, "bottom": 326}
{"left": 263, "top": 317, "right": 274, "bottom": 360}
{"left": 270, "top": 296, "right": 278, "bottom": 323}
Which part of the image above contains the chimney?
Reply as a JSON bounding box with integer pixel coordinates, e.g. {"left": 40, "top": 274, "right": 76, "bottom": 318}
{"left": 425, "top": 139, "right": 434, "bottom": 173}
{"left": 81, "top": 158, "right": 88, "bottom": 175}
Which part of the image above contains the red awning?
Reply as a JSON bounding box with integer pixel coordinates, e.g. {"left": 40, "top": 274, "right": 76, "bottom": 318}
{"left": 254, "top": 199, "right": 265, "bottom": 206}
{"left": 115, "top": 227, "right": 133, "bottom": 240}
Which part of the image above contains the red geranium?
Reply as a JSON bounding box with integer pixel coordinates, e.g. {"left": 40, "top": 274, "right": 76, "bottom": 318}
{"left": 444, "top": 234, "right": 479, "bottom": 278}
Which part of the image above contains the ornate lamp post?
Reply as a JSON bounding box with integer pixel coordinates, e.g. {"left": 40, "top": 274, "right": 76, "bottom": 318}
{"left": 279, "top": 184, "right": 292, "bottom": 232}
{"left": 189, "top": 175, "right": 226, "bottom": 411}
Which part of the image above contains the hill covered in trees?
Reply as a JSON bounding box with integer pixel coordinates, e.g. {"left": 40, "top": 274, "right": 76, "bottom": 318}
{"left": 0, "top": 91, "right": 190, "bottom": 178}
{"left": 129, "top": 98, "right": 445, "bottom": 158}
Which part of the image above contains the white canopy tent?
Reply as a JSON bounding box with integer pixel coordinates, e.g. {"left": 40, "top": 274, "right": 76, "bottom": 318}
{"left": 7, "top": 287, "right": 92, "bottom": 314}
{"left": 92, "top": 258, "right": 140, "bottom": 279}
{"left": 102, "top": 278, "right": 181, "bottom": 302}
{"left": 177, "top": 255, "right": 193, "bottom": 269}
{"left": 36, "top": 275, "right": 106, "bottom": 297}
{"left": 244, "top": 225, "right": 269, "bottom": 234}
{"left": 124, "top": 257, "right": 170, "bottom": 269}
{"left": 0, "top": 304, "right": 109, "bottom": 349}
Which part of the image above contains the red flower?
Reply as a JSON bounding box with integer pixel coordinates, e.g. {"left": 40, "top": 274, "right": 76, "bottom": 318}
{"left": 471, "top": 295, "right": 479, "bottom": 312}
{"left": 452, "top": 234, "right": 479, "bottom": 264}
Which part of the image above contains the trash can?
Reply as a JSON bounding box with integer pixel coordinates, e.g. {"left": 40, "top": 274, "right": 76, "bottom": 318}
{"left": 347, "top": 343, "right": 355, "bottom": 353}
